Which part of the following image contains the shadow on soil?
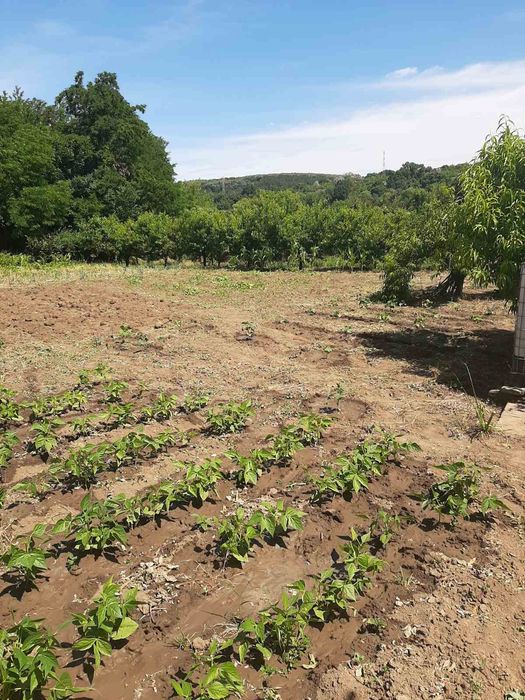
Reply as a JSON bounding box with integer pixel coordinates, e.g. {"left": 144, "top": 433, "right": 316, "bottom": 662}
{"left": 356, "top": 327, "right": 513, "bottom": 399}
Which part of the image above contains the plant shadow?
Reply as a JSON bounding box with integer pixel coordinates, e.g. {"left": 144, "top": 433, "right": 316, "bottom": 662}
{"left": 356, "top": 327, "right": 513, "bottom": 399}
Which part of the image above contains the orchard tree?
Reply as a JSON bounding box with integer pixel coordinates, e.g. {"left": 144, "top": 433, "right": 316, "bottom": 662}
{"left": 132, "top": 211, "right": 178, "bottom": 264}
{"left": 232, "top": 190, "right": 302, "bottom": 267}
{"left": 179, "top": 207, "right": 231, "bottom": 266}
{"left": 455, "top": 118, "right": 525, "bottom": 306}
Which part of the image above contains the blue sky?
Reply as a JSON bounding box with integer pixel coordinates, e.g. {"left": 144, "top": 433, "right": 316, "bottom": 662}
{"left": 1, "top": 0, "right": 525, "bottom": 178}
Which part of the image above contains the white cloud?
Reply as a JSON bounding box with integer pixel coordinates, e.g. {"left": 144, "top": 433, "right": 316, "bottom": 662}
{"left": 376, "top": 60, "right": 525, "bottom": 92}
{"left": 176, "top": 72, "right": 525, "bottom": 179}
{"left": 386, "top": 67, "right": 419, "bottom": 80}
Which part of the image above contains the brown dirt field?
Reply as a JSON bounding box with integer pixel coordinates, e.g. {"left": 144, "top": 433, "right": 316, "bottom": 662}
{"left": 0, "top": 266, "right": 524, "bottom": 700}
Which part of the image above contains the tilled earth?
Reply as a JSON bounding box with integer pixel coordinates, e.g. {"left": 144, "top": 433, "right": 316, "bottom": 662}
{"left": 0, "top": 266, "right": 523, "bottom": 700}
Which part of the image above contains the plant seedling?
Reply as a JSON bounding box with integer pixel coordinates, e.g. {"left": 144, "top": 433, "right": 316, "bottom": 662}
{"left": 206, "top": 401, "right": 254, "bottom": 435}
{"left": 103, "top": 381, "right": 129, "bottom": 404}
{"left": 196, "top": 501, "right": 305, "bottom": 566}
{"left": 172, "top": 640, "right": 244, "bottom": 699}
{"left": 1, "top": 524, "right": 49, "bottom": 587}
{"left": 420, "top": 461, "right": 507, "bottom": 525}
{"left": 240, "top": 321, "right": 256, "bottom": 339}
{"left": 360, "top": 617, "right": 386, "bottom": 634}
{"left": 0, "top": 386, "right": 22, "bottom": 428}
{"left": 53, "top": 494, "right": 128, "bottom": 564}
{"left": 29, "top": 418, "right": 64, "bottom": 458}
{"left": 11, "top": 478, "right": 51, "bottom": 501}
{"left": 310, "top": 432, "right": 419, "bottom": 504}
{"left": 101, "top": 402, "right": 135, "bottom": 427}
{"left": 464, "top": 365, "right": 495, "bottom": 435}
{"left": 225, "top": 448, "right": 273, "bottom": 487}
{"left": 72, "top": 578, "right": 138, "bottom": 668}
{"left": 141, "top": 393, "right": 178, "bottom": 422}
{"left": 370, "top": 510, "right": 401, "bottom": 547}
{"left": 181, "top": 392, "right": 210, "bottom": 414}
{"left": 0, "top": 616, "right": 81, "bottom": 698}
{"left": 70, "top": 415, "right": 96, "bottom": 438}
{"left": 329, "top": 383, "right": 345, "bottom": 410}
{"left": 0, "top": 431, "right": 19, "bottom": 469}
{"left": 29, "top": 390, "right": 87, "bottom": 420}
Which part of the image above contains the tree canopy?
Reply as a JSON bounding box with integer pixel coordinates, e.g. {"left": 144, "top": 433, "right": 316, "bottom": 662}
{"left": 0, "top": 72, "right": 183, "bottom": 250}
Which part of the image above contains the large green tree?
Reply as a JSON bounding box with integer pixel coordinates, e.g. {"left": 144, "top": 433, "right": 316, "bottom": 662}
{"left": 0, "top": 91, "right": 70, "bottom": 248}
{"left": 55, "top": 71, "right": 183, "bottom": 219}
{"left": 0, "top": 72, "right": 184, "bottom": 251}
{"left": 454, "top": 118, "right": 525, "bottom": 306}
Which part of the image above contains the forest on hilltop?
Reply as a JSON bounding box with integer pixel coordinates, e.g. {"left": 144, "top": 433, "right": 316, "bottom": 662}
{"left": 193, "top": 163, "right": 465, "bottom": 209}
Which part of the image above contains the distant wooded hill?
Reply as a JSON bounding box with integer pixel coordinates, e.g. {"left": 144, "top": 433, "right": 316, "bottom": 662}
{"left": 191, "top": 163, "right": 465, "bottom": 208}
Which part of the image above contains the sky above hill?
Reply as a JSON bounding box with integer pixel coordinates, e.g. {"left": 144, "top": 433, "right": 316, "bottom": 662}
{"left": 1, "top": 0, "right": 525, "bottom": 179}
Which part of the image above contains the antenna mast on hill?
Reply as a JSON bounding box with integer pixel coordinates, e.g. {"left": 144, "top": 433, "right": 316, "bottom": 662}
{"left": 382, "top": 150, "right": 386, "bottom": 170}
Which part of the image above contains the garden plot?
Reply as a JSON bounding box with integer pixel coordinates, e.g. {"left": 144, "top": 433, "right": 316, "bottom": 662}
{"left": 0, "top": 268, "right": 523, "bottom": 700}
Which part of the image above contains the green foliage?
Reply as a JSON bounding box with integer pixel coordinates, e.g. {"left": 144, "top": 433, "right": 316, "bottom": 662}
{"left": 76, "top": 364, "right": 111, "bottom": 388}
{"left": 29, "top": 418, "right": 64, "bottom": 457}
{"left": 223, "top": 414, "right": 330, "bottom": 485}
{"left": 1, "top": 72, "right": 184, "bottom": 250}
{"left": 288, "top": 413, "right": 332, "bottom": 445}
{"left": 0, "top": 387, "right": 22, "bottom": 428}
{"left": 266, "top": 428, "right": 304, "bottom": 462}
{"left": 69, "top": 415, "right": 96, "bottom": 438}
{"left": 172, "top": 641, "right": 244, "bottom": 699}
{"left": 232, "top": 589, "right": 313, "bottom": 668}
{"left": 206, "top": 401, "right": 254, "bottom": 435}
{"left": 420, "top": 461, "right": 507, "bottom": 524}
{"left": 11, "top": 479, "right": 51, "bottom": 501}
{"left": 10, "top": 182, "right": 73, "bottom": 239}
{"left": 181, "top": 392, "right": 210, "bottom": 414}
{"left": 196, "top": 501, "right": 305, "bottom": 565}
{"left": 53, "top": 494, "right": 127, "bottom": 562}
{"left": 0, "top": 616, "right": 79, "bottom": 699}
{"left": 370, "top": 510, "right": 401, "bottom": 547}
{"left": 1, "top": 524, "right": 49, "bottom": 586}
{"left": 223, "top": 526, "right": 384, "bottom": 669}
{"left": 51, "top": 442, "right": 110, "bottom": 488}
{"left": 132, "top": 211, "right": 178, "bottom": 262}
{"left": 140, "top": 393, "right": 178, "bottom": 422}
{"left": 103, "top": 380, "right": 128, "bottom": 403}
{"left": 360, "top": 617, "right": 386, "bottom": 634}
{"left": 29, "top": 390, "right": 87, "bottom": 420}
{"left": 168, "top": 459, "right": 224, "bottom": 507}
{"left": 225, "top": 448, "right": 272, "bottom": 487}
{"left": 52, "top": 428, "right": 181, "bottom": 488}
{"left": 0, "top": 430, "right": 19, "bottom": 469}
{"left": 178, "top": 207, "right": 232, "bottom": 267}
{"left": 456, "top": 118, "right": 525, "bottom": 306}
{"left": 71, "top": 578, "right": 138, "bottom": 667}
{"left": 7, "top": 86, "right": 504, "bottom": 281}
{"left": 132, "top": 458, "right": 223, "bottom": 521}
{"left": 310, "top": 433, "right": 420, "bottom": 503}
{"left": 101, "top": 402, "right": 135, "bottom": 428}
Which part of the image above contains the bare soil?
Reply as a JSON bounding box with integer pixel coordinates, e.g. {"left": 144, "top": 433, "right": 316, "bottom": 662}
{"left": 0, "top": 267, "right": 523, "bottom": 700}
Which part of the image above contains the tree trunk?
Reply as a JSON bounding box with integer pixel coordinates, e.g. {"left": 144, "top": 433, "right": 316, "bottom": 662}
{"left": 432, "top": 269, "right": 465, "bottom": 300}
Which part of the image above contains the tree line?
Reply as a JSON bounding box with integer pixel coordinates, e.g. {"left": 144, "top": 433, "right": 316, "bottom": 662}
{"left": 1, "top": 72, "right": 524, "bottom": 308}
